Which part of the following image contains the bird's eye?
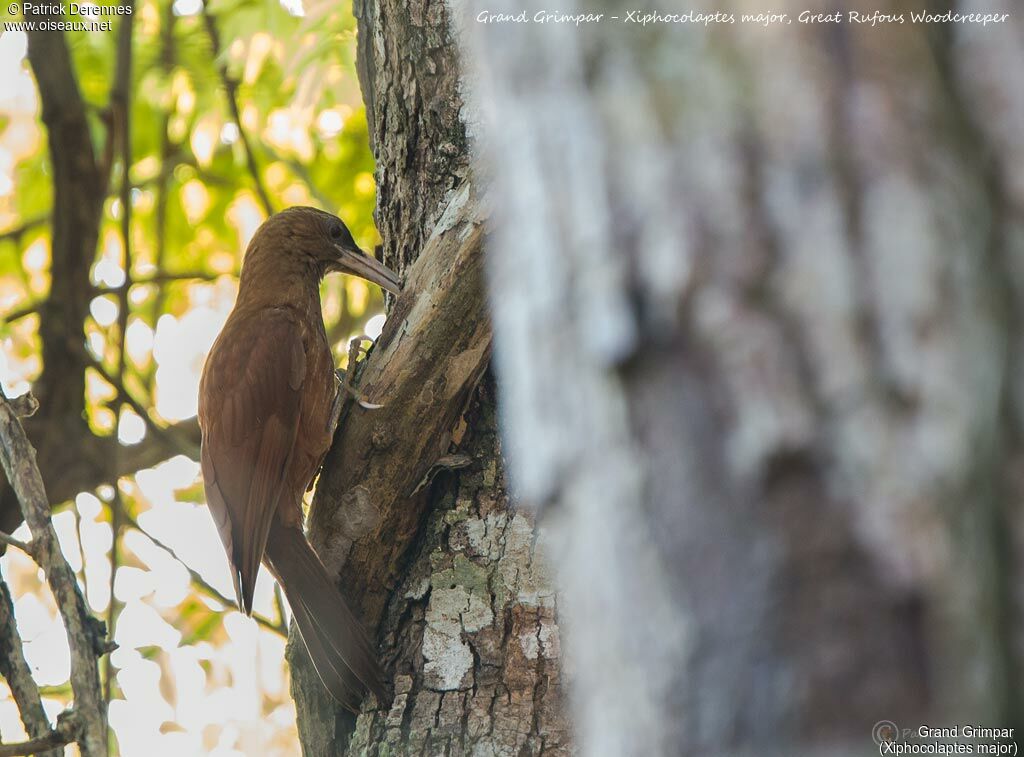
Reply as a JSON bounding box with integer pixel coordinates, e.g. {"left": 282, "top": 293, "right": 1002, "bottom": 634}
{"left": 329, "top": 223, "right": 343, "bottom": 240}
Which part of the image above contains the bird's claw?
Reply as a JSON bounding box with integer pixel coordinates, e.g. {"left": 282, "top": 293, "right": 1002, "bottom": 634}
{"left": 336, "top": 335, "right": 385, "bottom": 410}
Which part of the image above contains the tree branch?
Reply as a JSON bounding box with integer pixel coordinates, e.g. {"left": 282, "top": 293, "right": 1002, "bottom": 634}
{"left": 0, "top": 415, "right": 202, "bottom": 540}
{"left": 0, "top": 304, "right": 39, "bottom": 323}
{"left": 0, "top": 531, "right": 33, "bottom": 555}
{"left": 122, "top": 513, "right": 286, "bottom": 638}
{"left": 0, "top": 709, "right": 79, "bottom": 757}
{"left": 24, "top": 8, "right": 104, "bottom": 435}
{"left": 0, "top": 577, "right": 62, "bottom": 757}
{"left": 7, "top": 269, "right": 232, "bottom": 316}
{"left": 105, "top": 5, "right": 135, "bottom": 710}
{"left": 151, "top": 0, "right": 177, "bottom": 333}
{"left": 73, "top": 341, "right": 201, "bottom": 461}
{"left": 0, "top": 216, "right": 49, "bottom": 244}
{"left": 200, "top": 4, "right": 274, "bottom": 217}
{"left": 0, "top": 733, "right": 72, "bottom": 757}
{"left": 92, "top": 269, "right": 228, "bottom": 296}
{"left": 6, "top": 5, "right": 106, "bottom": 542}
{"left": 0, "top": 390, "right": 111, "bottom": 757}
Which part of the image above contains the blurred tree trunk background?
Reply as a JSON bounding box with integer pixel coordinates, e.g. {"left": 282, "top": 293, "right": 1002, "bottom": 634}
{"left": 465, "top": 0, "right": 1024, "bottom": 755}
{"left": 286, "top": 0, "right": 571, "bottom": 754}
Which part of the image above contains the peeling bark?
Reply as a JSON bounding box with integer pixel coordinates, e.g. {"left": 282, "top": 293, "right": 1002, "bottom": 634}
{"left": 342, "top": 385, "right": 570, "bottom": 756}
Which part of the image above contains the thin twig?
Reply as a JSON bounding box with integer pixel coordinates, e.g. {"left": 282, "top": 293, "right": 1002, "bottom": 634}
{"left": 122, "top": 513, "right": 287, "bottom": 638}
{"left": 0, "top": 389, "right": 109, "bottom": 756}
{"left": 73, "top": 503, "right": 91, "bottom": 608}
{"left": 201, "top": 4, "right": 274, "bottom": 216}
{"left": 0, "top": 734, "right": 73, "bottom": 757}
{"left": 0, "top": 531, "right": 33, "bottom": 556}
{"left": 3, "top": 271, "right": 230, "bottom": 324}
{"left": 0, "top": 415, "right": 202, "bottom": 528}
{"left": 263, "top": 147, "right": 331, "bottom": 210}
{"left": 69, "top": 340, "right": 200, "bottom": 460}
{"left": 105, "top": 3, "right": 134, "bottom": 712}
{"left": 1, "top": 304, "right": 40, "bottom": 324}
{"left": 152, "top": 0, "right": 177, "bottom": 345}
{"left": 104, "top": 486, "right": 122, "bottom": 708}
{"left": 94, "top": 270, "right": 227, "bottom": 295}
{"left": 0, "top": 577, "right": 62, "bottom": 757}
{"left": 0, "top": 709, "right": 80, "bottom": 757}
{"left": 274, "top": 583, "right": 288, "bottom": 631}
{"left": 0, "top": 215, "right": 49, "bottom": 244}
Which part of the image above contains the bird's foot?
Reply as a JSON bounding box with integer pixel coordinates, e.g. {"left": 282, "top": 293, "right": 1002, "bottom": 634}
{"left": 341, "top": 383, "right": 384, "bottom": 410}
{"left": 338, "top": 335, "right": 384, "bottom": 410}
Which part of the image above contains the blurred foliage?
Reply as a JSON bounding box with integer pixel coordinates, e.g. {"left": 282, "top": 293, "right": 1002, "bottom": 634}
{"left": 1, "top": 0, "right": 380, "bottom": 372}
{"left": 0, "top": 0, "right": 383, "bottom": 752}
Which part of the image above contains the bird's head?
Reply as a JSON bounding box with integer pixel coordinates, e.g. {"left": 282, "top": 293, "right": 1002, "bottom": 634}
{"left": 245, "top": 206, "right": 402, "bottom": 294}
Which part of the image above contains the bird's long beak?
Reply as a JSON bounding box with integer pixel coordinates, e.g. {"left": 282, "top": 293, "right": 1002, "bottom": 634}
{"left": 333, "top": 244, "right": 402, "bottom": 294}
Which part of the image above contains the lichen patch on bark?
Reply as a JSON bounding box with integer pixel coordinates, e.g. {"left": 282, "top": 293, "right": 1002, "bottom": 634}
{"left": 342, "top": 386, "right": 571, "bottom": 756}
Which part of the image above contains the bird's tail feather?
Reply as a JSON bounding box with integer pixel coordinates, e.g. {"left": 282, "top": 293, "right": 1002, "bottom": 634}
{"left": 264, "top": 522, "right": 388, "bottom": 711}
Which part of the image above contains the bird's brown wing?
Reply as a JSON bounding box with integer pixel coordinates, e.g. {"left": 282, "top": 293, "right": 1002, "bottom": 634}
{"left": 198, "top": 307, "right": 307, "bottom": 615}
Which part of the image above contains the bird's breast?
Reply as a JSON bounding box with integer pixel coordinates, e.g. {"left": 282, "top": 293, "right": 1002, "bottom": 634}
{"left": 292, "top": 328, "right": 336, "bottom": 475}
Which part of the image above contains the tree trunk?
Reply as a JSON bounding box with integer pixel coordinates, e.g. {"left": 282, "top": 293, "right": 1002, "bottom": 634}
{"left": 287, "top": 1, "right": 571, "bottom": 754}
{"left": 465, "top": 1, "right": 1024, "bottom": 755}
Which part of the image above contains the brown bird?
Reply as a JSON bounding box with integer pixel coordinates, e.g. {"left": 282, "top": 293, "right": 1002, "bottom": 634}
{"left": 198, "top": 206, "right": 400, "bottom": 711}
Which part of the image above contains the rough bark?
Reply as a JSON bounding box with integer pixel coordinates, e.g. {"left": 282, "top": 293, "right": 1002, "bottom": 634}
{"left": 353, "top": 0, "right": 468, "bottom": 272}
{"left": 340, "top": 381, "right": 570, "bottom": 756}
{"left": 466, "top": 0, "right": 1024, "bottom": 755}
{"left": 0, "top": 391, "right": 112, "bottom": 756}
{"left": 0, "top": 577, "right": 62, "bottom": 757}
{"left": 288, "top": 0, "right": 570, "bottom": 753}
